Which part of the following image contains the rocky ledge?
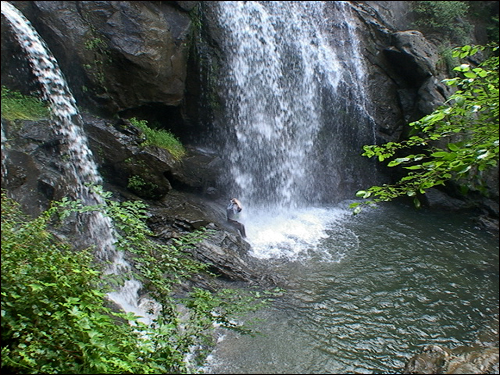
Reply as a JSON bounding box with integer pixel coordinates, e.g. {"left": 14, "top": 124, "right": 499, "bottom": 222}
{"left": 1, "top": 113, "right": 278, "bottom": 288}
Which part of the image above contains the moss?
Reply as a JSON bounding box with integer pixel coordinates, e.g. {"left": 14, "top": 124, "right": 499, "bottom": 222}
{"left": 129, "top": 117, "right": 186, "bottom": 160}
{"left": 1, "top": 86, "right": 50, "bottom": 121}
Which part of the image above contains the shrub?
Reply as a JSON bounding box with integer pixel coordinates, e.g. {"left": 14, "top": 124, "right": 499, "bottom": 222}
{"left": 412, "top": 1, "right": 472, "bottom": 44}
{"left": 1, "top": 192, "right": 163, "bottom": 374}
{"left": 1, "top": 188, "right": 271, "bottom": 373}
{"left": 126, "top": 175, "right": 160, "bottom": 199}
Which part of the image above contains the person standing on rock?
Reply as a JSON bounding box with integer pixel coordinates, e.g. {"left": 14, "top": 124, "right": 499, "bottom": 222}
{"left": 226, "top": 198, "right": 246, "bottom": 238}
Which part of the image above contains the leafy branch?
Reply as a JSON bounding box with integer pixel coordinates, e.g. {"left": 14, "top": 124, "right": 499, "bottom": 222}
{"left": 352, "top": 44, "right": 499, "bottom": 214}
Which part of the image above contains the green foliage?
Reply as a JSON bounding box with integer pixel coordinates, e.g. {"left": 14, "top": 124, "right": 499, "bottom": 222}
{"left": 82, "top": 29, "right": 111, "bottom": 87}
{"left": 189, "top": 4, "right": 203, "bottom": 31}
{"left": 89, "top": 187, "right": 208, "bottom": 302}
{"left": 2, "top": 188, "right": 272, "bottom": 373}
{"left": 438, "top": 45, "right": 461, "bottom": 77}
{"left": 1, "top": 86, "right": 50, "bottom": 121}
{"left": 469, "top": 1, "right": 500, "bottom": 43}
{"left": 412, "top": 1, "right": 472, "bottom": 44}
{"left": 352, "top": 44, "right": 499, "bottom": 214}
{"left": 129, "top": 117, "right": 186, "bottom": 160}
{"left": 84, "top": 37, "right": 107, "bottom": 51}
{"left": 486, "top": 15, "right": 499, "bottom": 43}
{"left": 126, "top": 175, "right": 159, "bottom": 198}
{"left": 1, "top": 192, "right": 163, "bottom": 373}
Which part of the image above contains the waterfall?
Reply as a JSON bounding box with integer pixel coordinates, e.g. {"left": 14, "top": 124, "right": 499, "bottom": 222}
{"left": 207, "top": 1, "right": 380, "bottom": 258}
{"left": 213, "top": 1, "right": 378, "bottom": 210}
{"left": 1, "top": 1, "right": 158, "bottom": 325}
{"left": 1, "top": 122, "right": 8, "bottom": 182}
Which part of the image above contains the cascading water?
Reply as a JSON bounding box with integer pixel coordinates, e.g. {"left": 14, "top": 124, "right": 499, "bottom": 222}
{"left": 211, "top": 1, "right": 379, "bottom": 258}
{"left": 215, "top": 1, "right": 377, "bottom": 208}
{"left": 1, "top": 1, "right": 158, "bottom": 325}
{"left": 1, "top": 123, "right": 8, "bottom": 182}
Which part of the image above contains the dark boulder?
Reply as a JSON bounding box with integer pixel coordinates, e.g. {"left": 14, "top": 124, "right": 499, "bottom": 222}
{"left": 145, "top": 190, "right": 278, "bottom": 285}
{"left": 82, "top": 113, "right": 222, "bottom": 200}
{"left": 1, "top": 119, "right": 74, "bottom": 217}
{"left": 3, "top": 1, "right": 197, "bottom": 118}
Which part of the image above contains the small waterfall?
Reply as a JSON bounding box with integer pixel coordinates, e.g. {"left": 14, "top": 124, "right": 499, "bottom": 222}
{"left": 213, "top": 1, "right": 378, "bottom": 210}
{"left": 1, "top": 122, "right": 8, "bottom": 182}
{"left": 1, "top": 1, "right": 157, "bottom": 325}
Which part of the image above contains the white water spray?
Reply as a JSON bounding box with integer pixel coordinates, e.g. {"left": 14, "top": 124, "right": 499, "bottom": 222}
{"left": 1, "top": 1, "right": 158, "bottom": 325}
{"left": 216, "top": 1, "right": 340, "bottom": 209}
{"left": 1, "top": 122, "right": 8, "bottom": 182}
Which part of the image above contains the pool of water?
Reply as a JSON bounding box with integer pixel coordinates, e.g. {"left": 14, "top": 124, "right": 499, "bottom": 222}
{"left": 203, "top": 202, "right": 499, "bottom": 373}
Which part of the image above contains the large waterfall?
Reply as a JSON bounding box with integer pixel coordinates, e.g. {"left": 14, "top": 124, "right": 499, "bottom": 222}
{"left": 213, "top": 1, "right": 377, "bottom": 210}
{"left": 210, "top": 1, "right": 379, "bottom": 259}
{"left": 1, "top": 1, "right": 157, "bottom": 325}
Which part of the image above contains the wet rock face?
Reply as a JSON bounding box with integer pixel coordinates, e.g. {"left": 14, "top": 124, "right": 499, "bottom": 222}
{"left": 81, "top": 113, "right": 223, "bottom": 200}
{"left": 3, "top": 1, "right": 196, "bottom": 117}
{"left": 347, "top": 2, "right": 452, "bottom": 141}
{"left": 385, "top": 30, "right": 439, "bottom": 86}
{"left": 82, "top": 114, "right": 176, "bottom": 200}
{"left": 1, "top": 119, "right": 72, "bottom": 217}
{"left": 2, "top": 113, "right": 274, "bottom": 286}
{"left": 1, "top": 111, "right": 221, "bottom": 208}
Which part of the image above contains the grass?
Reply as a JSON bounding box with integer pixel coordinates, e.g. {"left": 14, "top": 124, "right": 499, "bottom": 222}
{"left": 129, "top": 117, "right": 186, "bottom": 160}
{"left": 0, "top": 87, "right": 186, "bottom": 161}
{"left": 1, "top": 86, "right": 50, "bottom": 121}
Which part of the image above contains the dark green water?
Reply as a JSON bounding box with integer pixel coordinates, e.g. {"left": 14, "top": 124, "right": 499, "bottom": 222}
{"left": 203, "top": 203, "right": 499, "bottom": 373}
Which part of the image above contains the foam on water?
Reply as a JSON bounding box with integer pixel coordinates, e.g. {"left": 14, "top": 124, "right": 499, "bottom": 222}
{"left": 244, "top": 205, "right": 352, "bottom": 261}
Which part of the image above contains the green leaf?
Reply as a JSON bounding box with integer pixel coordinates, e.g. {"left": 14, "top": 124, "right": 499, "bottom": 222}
{"left": 430, "top": 151, "right": 450, "bottom": 159}
{"left": 387, "top": 157, "right": 410, "bottom": 167}
{"left": 454, "top": 63, "right": 470, "bottom": 72}
{"left": 28, "top": 283, "right": 43, "bottom": 292}
{"left": 404, "top": 165, "right": 423, "bottom": 170}
{"left": 355, "top": 190, "right": 367, "bottom": 198}
{"left": 413, "top": 197, "right": 421, "bottom": 209}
